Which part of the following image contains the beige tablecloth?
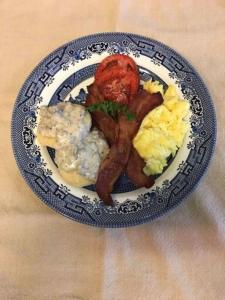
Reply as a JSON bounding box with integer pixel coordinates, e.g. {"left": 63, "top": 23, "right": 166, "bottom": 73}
{"left": 1, "top": 1, "right": 225, "bottom": 299}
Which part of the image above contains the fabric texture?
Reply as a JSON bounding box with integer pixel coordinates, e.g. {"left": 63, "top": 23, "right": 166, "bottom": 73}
{"left": 0, "top": 0, "right": 225, "bottom": 299}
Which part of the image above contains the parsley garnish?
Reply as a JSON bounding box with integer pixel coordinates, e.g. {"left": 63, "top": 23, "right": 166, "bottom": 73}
{"left": 86, "top": 101, "right": 135, "bottom": 121}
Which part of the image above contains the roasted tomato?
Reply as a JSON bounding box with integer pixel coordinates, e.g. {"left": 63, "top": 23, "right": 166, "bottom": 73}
{"left": 94, "top": 54, "right": 140, "bottom": 104}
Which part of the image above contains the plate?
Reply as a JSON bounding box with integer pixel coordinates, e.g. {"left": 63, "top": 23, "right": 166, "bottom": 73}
{"left": 11, "top": 32, "right": 216, "bottom": 227}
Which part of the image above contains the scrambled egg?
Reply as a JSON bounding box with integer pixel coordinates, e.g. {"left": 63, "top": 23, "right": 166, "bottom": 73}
{"left": 133, "top": 81, "right": 190, "bottom": 175}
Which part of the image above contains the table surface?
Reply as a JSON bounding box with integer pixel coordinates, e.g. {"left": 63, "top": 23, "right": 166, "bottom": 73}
{"left": 1, "top": 1, "right": 225, "bottom": 299}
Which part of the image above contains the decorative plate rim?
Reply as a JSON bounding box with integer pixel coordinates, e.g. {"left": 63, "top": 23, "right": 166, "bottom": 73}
{"left": 11, "top": 32, "right": 217, "bottom": 227}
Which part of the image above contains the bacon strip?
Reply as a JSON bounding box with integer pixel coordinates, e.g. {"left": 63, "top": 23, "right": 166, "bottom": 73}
{"left": 129, "top": 90, "right": 163, "bottom": 122}
{"left": 96, "top": 116, "right": 138, "bottom": 205}
{"left": 96, "top": 90, "right": 163, "bottom": 205}
{"left": 126, "top": 147, "right": 154, "bottom": 188}
{"left": 86, "top": 84, "right": 163, "bottom": 205}
{"left": 86, "top": 84, "right": 104, "bottom": 106}
{"left": 125, "top": 90, "right": 163, "bottom": 188}
{"left": 86, "top": 85, "right": 118, "bottom": 146}
{"left": 92, "top": 111, "right": 118, "bottom": 146}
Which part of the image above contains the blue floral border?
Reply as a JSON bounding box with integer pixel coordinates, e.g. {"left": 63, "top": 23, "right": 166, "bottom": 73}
{"left": 11, "top": 32, "right": 216, "bottom": 227}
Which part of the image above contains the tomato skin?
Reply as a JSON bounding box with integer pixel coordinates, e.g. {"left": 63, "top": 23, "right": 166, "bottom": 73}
{"left": 94, "top": 54, "right": 140, "bottom": 104}
{"left": 95, "top": 54, "right": 138, "bottom": 79}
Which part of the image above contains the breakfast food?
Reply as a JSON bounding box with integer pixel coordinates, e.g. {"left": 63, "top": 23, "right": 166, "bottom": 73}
{"left": 94, "top": 54, "right": 140, "bottom": 105}
{"left": 86, "top": 55, "right": 164, "bottom": 205}
{"left": 37, "top": 53, "right": 190, "bottom": 206}
{"left": 94, "top": 91, "right": 163, "bottom": 205}
{"left": 37, "top": 102, "right": 109, "bottom": 186}
{"left": 37, "top": 102, "right": 91, "bottom": 149}
{"left": 133, "top": 82, "right": 190, "bottom": 175}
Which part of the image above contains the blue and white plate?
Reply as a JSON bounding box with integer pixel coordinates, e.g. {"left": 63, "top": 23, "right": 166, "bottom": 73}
{"left": 11, "top": 33, "right": 216, "bottom": 227}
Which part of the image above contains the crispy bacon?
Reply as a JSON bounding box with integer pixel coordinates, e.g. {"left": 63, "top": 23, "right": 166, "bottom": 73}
{"left": 125, "top": 90, "right": 163, "bottom": 188}
{"left": 86, "top": 84, "right": 104, "bottom": 106}
{"left": 86, "top": 84, "right": 164, "bottom": 205}
{"left": 126, "top": 148, "right": 154, "bottom": 188}
{"left": 86, "top": 84, "right": 118, "bottom": 145}
{"left": 92, "top": 111, "right": 118, "bottom": 146}
{"left": 129, "top": 89, "right": 163, "bottom": 122}
{"left": 96, "top": 116, "right": 138, "bottom": 206}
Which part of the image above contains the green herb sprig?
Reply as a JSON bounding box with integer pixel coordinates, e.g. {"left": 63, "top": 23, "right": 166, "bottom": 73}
{"left": 86, "top": 101, "right": 135, "bottom": 121}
